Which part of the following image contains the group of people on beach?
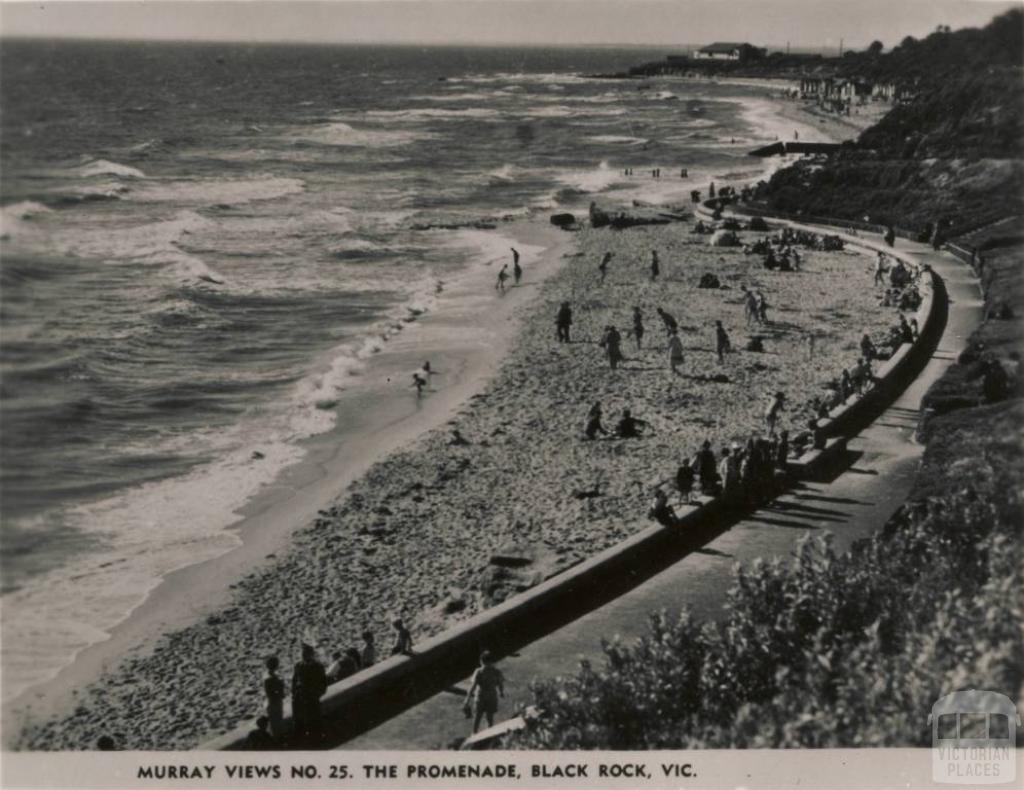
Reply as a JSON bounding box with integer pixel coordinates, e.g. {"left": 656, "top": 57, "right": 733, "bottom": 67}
{"left": 249, "top": 619, "right": 414, "bottom": 748}
{"left": 649, "top": 421, "right": 793, "bottom": 529}
{"left": 495, "top": 247, "right": 524, "bottom": 293}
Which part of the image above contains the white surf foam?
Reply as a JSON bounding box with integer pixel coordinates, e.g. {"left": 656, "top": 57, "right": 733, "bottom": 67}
{"left": 291, "top": 122, "right": 435, "bottom": 148}
{"left": 76, "top": 159, "right": 147, "bottom": 179}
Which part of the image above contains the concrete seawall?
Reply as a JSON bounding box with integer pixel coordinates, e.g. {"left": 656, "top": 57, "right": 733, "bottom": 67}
{"left": 201, "top": 214, "right": 947, "bottom": 751}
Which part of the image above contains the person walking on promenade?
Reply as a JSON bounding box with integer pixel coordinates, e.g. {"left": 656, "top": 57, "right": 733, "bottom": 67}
{"left": 884, "top": 225, "right": 896, "bottom": 248}
{"left": 464, "top": 650, "right": 505, "bottom": 734}
{"left": 263, "top": 656, "right": 286, "bottom": 741}
{"left": 668, "top": 330, "right": 685, "bottom": 375}
{"left": 715, "top": 320, "right": 731, "bottom": 364}
{"left": 390, "top": 619, "right": 414, "bottom": 656}
{"left": 656, "top": 307, "right": 678, "bottom": 337}
{"left": 495, "top": 264, "right": 509, "bottom": 292}
{"left": 291, "top": 643, "right": 328, "bottom": 745}
{"left": 632, "top": 306, "right": 645, "bottom": 349}
{"left": 650, "top": 250, "right": 660, "bottom": 282}
{"left": 511, "top": 248, "right": 522, "bottom": 285}
{"left": 764, "top": 391, "right": 786, "bottom": 435}
{"left": 598, "top": 252, "right": 612, "bottom": 283}
{"left": 360, "top": 629, "right": 377, "bottom": 668}
{"left": 556, "top": 301, "right": 572, "bottom": 343}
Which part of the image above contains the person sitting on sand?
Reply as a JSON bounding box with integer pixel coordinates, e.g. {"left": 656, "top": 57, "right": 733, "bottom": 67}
{"left": 650, "top": 250, "right": 660, "bottom": 282}
{"left": 556, "top": 302, "right": 572, "bottom": 343}
{"left": 390, "top": 619, "right": 414, "bottom": 656}
{"left": 715, "top": 320, "right": 732, "bottom": 364}
{"left": 632, "top": 306, "right": 644, "bottom": 349}
{"left": 600, "top": 325, "right": 625, "bottom": 370}
{"left": 360, "top": 630, "right": 376, "bottom": 668}
{"left": 676, "top": 458, "right": 696, "bottom": 503}
{"left": 668, "top": 330, "right": 685, "bottom": 375}
{"left": 656, "top": 307, "right": 678, "bottom": 337}
{"left": 598, "top": 252, "right": 612, "bottom": 283}
{"left": 291, "top": 643, "right": 328, "bottom": 745}
{"left": 648, "top": 488, "right": 679, "bottom": 528}
{"left": 584, "top": 402, "right": 609, "bottom": 440}
{"left": 246, "top": 716, "right": 275, "bottom": 750}
{"left": 263, "top": 656, "right": 286, "bottom": 740}
{"left": 495, "top": 264, "right": 509, "bottom": 292}
{"left": 616, "top": 408, "right": 649, "bottom": 438}
{"left": 898, "top": 314, "right": 914, "bottom": 344}
{"left": 450, "top": 428, "right": 471, "bottom": 446}
{"left": 511, "top": 248, "right": 522, "bottom": 285}
{"left": 764, "top": 391, "right": 785, "bottom": 435}
{"left": 464, "top": 650, "right": 505, "bottom": 734}
{"left": 412, "top": 372, "right": 427, "bottom": 398}
{"left": 696, "top": 440, "right": 718, "bottom": 495}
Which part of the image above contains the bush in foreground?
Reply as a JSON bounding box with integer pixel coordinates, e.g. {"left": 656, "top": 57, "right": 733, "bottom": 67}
{"left": 511, "top": 488, "right": 1022, "bottom": 749}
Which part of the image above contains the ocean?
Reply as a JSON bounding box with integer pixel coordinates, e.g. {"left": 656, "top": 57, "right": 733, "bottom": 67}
{"left": 0, "top": 39, "right": 775, "bottom": 702}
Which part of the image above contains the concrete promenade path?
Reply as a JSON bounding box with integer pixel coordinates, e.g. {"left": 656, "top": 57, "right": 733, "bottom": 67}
{"left": 341, "top": 234, "right": 983, "bottom": 750}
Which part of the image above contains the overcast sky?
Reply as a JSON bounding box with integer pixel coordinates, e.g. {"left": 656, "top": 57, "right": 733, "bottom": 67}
{"left": 0, "top": 0, "right": 1019, "bottom": 49}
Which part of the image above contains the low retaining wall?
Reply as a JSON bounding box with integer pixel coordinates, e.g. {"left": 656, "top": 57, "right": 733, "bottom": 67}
{"left": 202, "top": 213, "right": 947, "bottom": 751}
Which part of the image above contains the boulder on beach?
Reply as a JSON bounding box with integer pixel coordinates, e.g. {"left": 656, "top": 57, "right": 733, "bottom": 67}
{"left": 698, "top": 272, "right": 721, "bottom": 289}
{"left": 748, "top": 216, "right": 770, "bottom": 231}
{"left": 746, "top": 336, "right": 766, "bottom": 352}
{"left": 709, "top": 230, "right": 741, "bottom": 247}
{"left": 551, "top": 212, "right": 577, "bottom": 229}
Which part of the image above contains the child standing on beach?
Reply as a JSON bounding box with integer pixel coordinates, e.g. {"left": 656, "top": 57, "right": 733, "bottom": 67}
{"left": 650, "top": 250, "right": 660, "bottom": 282}
{"left": 598, "top": 252, "right": 611, "bottom": 283}
{"left": 390, "top": 619, "right": 414, "bottom": 656}
{"left": 495, "top": 265, "right": 509, "bottom": 292}
{"left": 263, "top": 656, "right": 285, "bottom": 741}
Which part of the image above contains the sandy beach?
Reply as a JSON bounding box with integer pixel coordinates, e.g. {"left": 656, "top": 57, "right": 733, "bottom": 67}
{"left": 12, "top": 210, "right": 902, "bottom": 750}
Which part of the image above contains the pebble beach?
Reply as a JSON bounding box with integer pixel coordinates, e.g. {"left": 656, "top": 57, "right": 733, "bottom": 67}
{"left": 12, "top": 207, "right": 902, "bottom": 750}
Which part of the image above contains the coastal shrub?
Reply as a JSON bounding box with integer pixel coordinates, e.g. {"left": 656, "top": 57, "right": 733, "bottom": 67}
{"left": 510, "top": 487, "right": 1023, "bottom": 749}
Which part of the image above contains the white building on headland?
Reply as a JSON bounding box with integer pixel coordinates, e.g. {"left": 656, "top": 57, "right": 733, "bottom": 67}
{"left": 692, "top": 42, "right": 766, "bottom": 62}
